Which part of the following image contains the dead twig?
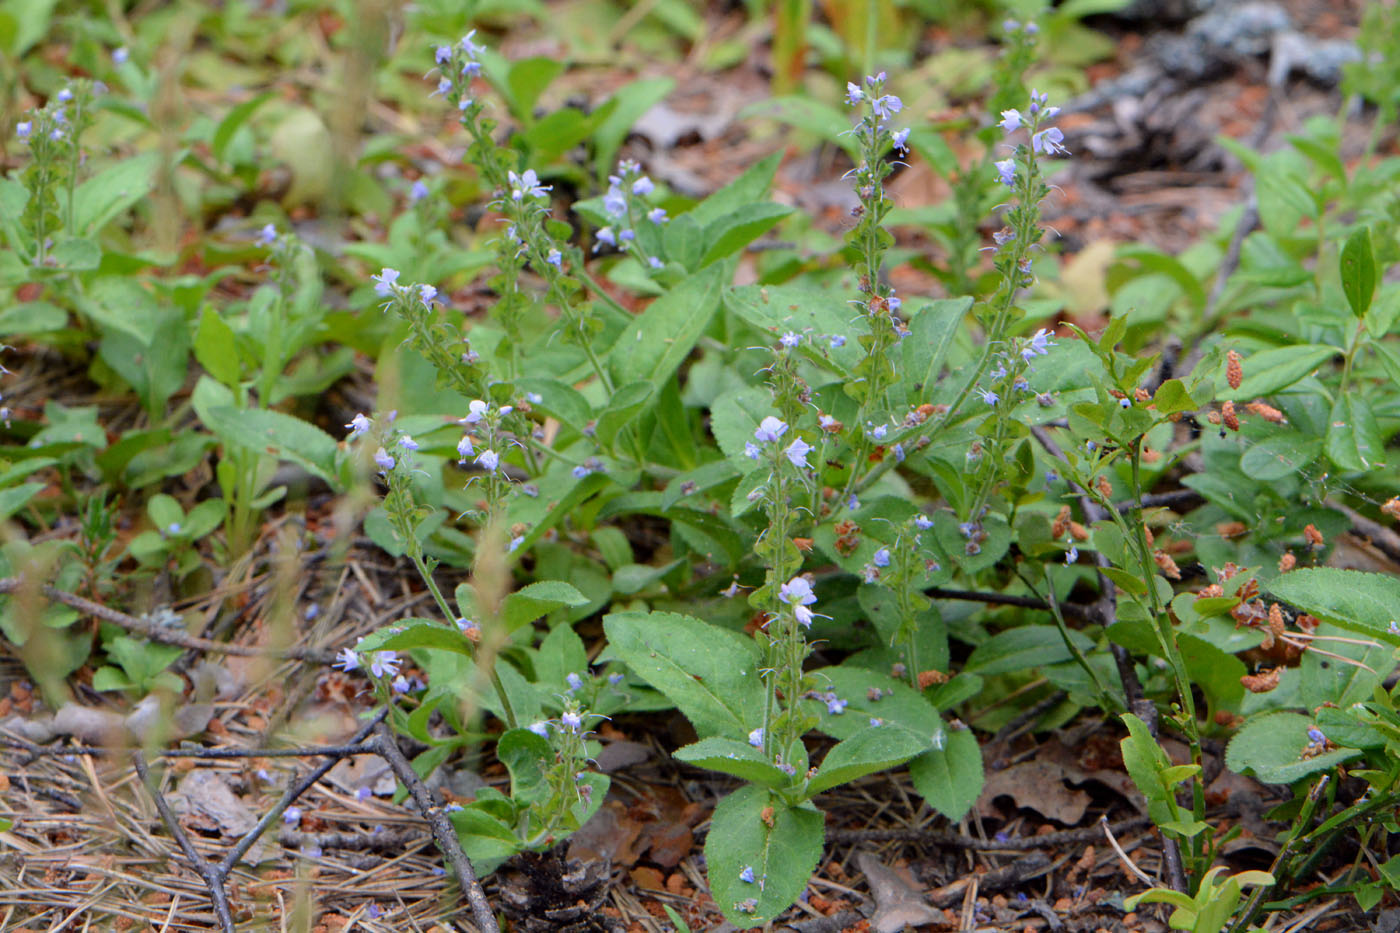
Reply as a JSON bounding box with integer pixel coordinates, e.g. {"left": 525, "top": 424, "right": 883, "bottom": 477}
{"left": 828, "top": 815, "right": 1151, "bottom": 850}
{"left": 372, "top": 721, "right": 500, "bottom": 933}
{"left": 0, "top": 577, "right": 336, "bottom": 665}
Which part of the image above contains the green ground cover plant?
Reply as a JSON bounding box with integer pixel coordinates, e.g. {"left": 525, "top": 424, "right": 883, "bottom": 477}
{"left": 2, "top": 0, "right": 1400, "bottom": 929}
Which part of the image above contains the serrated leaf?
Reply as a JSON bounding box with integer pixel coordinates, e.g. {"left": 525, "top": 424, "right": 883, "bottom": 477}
{"left": 604, "top": 610, "right": 762, "bottom": 739}
{"left": 610, "top": 265, "right": 724, "bottom": 390}
{"left": 1225, "top": 712, "right": 1359, "bottom": 783}
{"left": 503, "top": 581, "right": 590, "bottom": 631}
{"left": 806, "top": 725, "right": 931, "bottom": 797}
{"left": 705, "top": 784, "right": 823, "bottom": 926}
{"left": 700, "top": 202, "right": 792, "bottom": 266}
{"left": 1264, "top": 567, "right": 1400, "bottom": 640}
{"left": 724, "top": 284, "right": 865, "bottom": 374}
{"left": 674, "top": 737, "right": 794, "bottom": 788}
{"left": 908, "top": 727, "right": 983, "bottom": 820}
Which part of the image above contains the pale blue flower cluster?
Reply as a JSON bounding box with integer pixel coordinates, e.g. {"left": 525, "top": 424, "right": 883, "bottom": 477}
{"left": 779, "top": 575, "right": 818, "bottom": 628}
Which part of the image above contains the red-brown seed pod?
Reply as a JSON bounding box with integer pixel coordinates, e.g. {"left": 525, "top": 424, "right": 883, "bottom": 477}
{"left": 1383, "top": 497, "right": 1400, "bottom": 520}
{"left": 1143, "top": 526, "right": 1155, "bottom": 546}
{"left": 1278, "top": 552, "right": 1297, "bottom": 572}
{"left": 1196, "top": 583, "right": 1224, "bottom": 600}
{"left": 1222, "top": 400, "right": 1240, "bottom": 432}
{"left": 1207, "top": 411, "right": 1222, "bottom": 425}
{"left": 917, "top": 669, "right": 949, "bottom": 689}
{"left": 1051, "top": 505, "right": 1071, "bottom": 539}
{"left": 1241, "top": 668, "right": 1281, "bottom": 693}
{"left": 1303, "top": 524, "right": 1324, "bottom": 548}
{"left": 1268, "top": 602, "right": 1286, "bottom": 637}
{"left": 1069, "top": 521, "right": 1090, "bottom": 542}
{"left": 1226, "top": 349, "right": 1243, "bottom": 390}
{"left": 1135, "top": 387, "right": 1151, "bottom": 403}
{"left": 1141, "top": 446, "right": 1162, "bottom": 463}
{"left": 1245, "top": 401, "right": 1285, "bottom": 424}
{"left": 1097, "top": 475, "right": 1113, "bottom": 499}
{"left": 1153, "top": 550, "right": 1182, "bottom": 580}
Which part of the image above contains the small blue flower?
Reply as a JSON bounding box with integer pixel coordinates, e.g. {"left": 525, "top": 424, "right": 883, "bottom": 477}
{"left": 1086, "top": 440, "right": 1097, "bottom": 453}
{"left": 15, "top": 121, "right": 31, "bottom": 139}
{"left": 460, "top": 30, "right": 486, "bottom": 58}
{"left": 1307, "top": 727, "right": 1326, "bottom": 744}
{"left": 632, "top": 176, "right": 654, "bottom": 196}
{"left": 457, "top": 435, "right": 474, "bottom": 461}
{"left": 780, "top": 576, "right": 816, "bottom": 607}
{"left": 1119, "top": 398, "right": 1130, "bottom": 408}
{"left": 648, "top": 206, "right": 668, "bottom": 224}
{"left": 979, "top": 388, "right": 1000, "bottom": 406}
{"left": 829, "top": 334, "right": 846, "bottom": 349}
{"left": 456, "top": 617, "right": 480, "bottom": 639}
{"left": 435, "top": 45, "right": 452, "bottom": 64}
{"left": 508, "top": 169, "right": 551, "bottom": 201}
{"left": 546, "top": 248, "right": 563, "bottom": 268}
{"left": 561, "top": 710, "right": 583, "bottom": 732}
{"left": 999, "top": 109, "right": 1022, "bottom": 133}
{"left": 1065, "top": 546, "right": 1079, "bottom": 565}
{"left": 398, "top": 435, "right": 419, "bottom": 451}
{"left": 566, "top": 672, "right": 584, "bottom": 692}
{"left": 845, "top": 82, "right": 865, "bottom": 106}
{"left": 476, "top": 449, "right": 499, "bottom": 471}
{"left": 528, "top": 721, "right": 550, "bottom": 737}
{"left": 283, "top": 807, "right": 302, "bottom": 825}
{"left": 785, "top": 437, "right": 812, "bottom": 469}
{"left": 739, "top": 866, "right": 755, "bottom": 883}
{"left": 780, "top": 331, "right": 801, "bottom": 347}
{"left": 369, "top": 651, "right": 401, "bottom": 679}
{"left": 372, "top": 268, "right": 400, "bottom": 297}
{"left": 748, "top": 727, "right": 764, "bottom": 748}
{"left": 873, "top": 548, "right": 890, "bottom": 568}
{"left": 603, "top": 186, "right": 627, "bottom": 217}
{"left": 334, "top": 647, "right": 359, "bottom": 671}
{"left": 419, "top": 284, "right": 437, "bottom": 307}
{"left": 754, "top": 416, "right": 788, "bottom": 443}
{"left": 410, "top": 180, "right": 429, "bottom": 202}
{"left": 892, "top": 443, "right": 905, "bottom": 462}
{"left": 434, "top": 77, "right": 453, "bottom": 97}
{"left": 744, "top": 442, "right": 761, "bottom": 460}
{"left": 647, "top": 256, "right": 663, "bottom": 269}
{"left": 1032, "top": 126, "right": 1068, "bottom": 156}
{"left": 463, "top": 399, "right": 489, "bottom": 424}
{"left": 609, "top": 672, "right": 624, "bottom": 685}
{"left": 257, "top": 223, "right": 277, "bottom": 245}
{"left": 56, "top": 88, "right": 73, "bottom": 103}
{"left": 892, "top": 127, "right": 910, "bottom": 153}
{"left": 112, "top": 47, "right": 129, "bottom": 64}
{"left": 825, "top": 695, "right": 847, "bottom": 715}
{"left": 373, "top": 447, "right": 396, "bottom": 472}
{"left": 595, "top": 227, "right": 616, "bottom": 248}
{"left": 915, "top": 515, "right": 933, "bottom": 530}
{"left": 871, "top": 95, "right": 902, "bottom": 120}
{"left": 870, "top": 424, "right": 888, "bottom": 440}
{"left": 847, "top": 494, "right": 859, "bottom": 510}
{"left": 995, "top": 159, "right": 1016, "bottom": 186}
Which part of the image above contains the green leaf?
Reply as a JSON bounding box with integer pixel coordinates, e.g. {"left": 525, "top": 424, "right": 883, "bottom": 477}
{"left": 688, "top": 152, "right": 783, "bottom": 229}
{"left": 1115, "top": 245, "right": 1207, "bottom": 310}
{"left": 700, "top": 202, "right": 792, "bottom": 266}
{"left": 1340, "top": 227, "right": 1376, "bottom": 319}
{"left": 1325, "top": 393, "right": 1383, "bottom": 471}
{"left": 0, "top": 483, "right": 44, "bottom": 523}
{"left": 496, "top": 728, "right": 552, "bottom": 806}
{"left": 357, "top": 619, "right": 474, "bottom": 657}
{"left": 1264, "top": 567, "right": 1400, "bottom": 641}
{"left": 1224, "top": 345, "right": 1339, "bottom": 401}
{"left": 72, "top": 152, "right": 158, "bottom": 235}
{"left": 1120, "top": 712, "right": 1174, "bottom": 806}
{"left": 1225, "top": 712, "right": 1359, "bottom": 783}
{"left": 806, "top": 725, "right": 931, "bottom": 797}
{"left": 902, "top": 298, "right": 971, "bottom": 400}
{"left": 674, "top": 737, "right": 795, "bottom": 788}
{"left": 662, "top": 213, "right": 704, "bottom": 272}
{"left": 1150, "top": 379, "right": 1197, "bottom": 416}
{"left": 610, "top": 265, "right": 725, "bottom": 391}
{"left": 705, "top": 784, "right": 824, "bottom": 926}
{"left": 503, "top": 581, "right": 590, "bottom": 631}
{"left": 195, "top": 307, "right": 241, "bottom": 388}
{"left": 708, "top": 386, "right": 777, "bottom": 474}
{"left": 1239, "top": 433, "right": 1321, "bottom": 481}
{"left": 212, "top": 92, "right": 275, "bottom": 165}
{"left": 604, "top": 610, "right": 763, "bottom": 739}
{"left": 593, "top": 77, "right": 675, "bottom": 177}
{"left": 740, "top": 97, "right": 859, "bottom": 158}
{"left": 593, "top": 380, "right": 654, "bottom": 447}
{"left": 196, "top": 396, "right": 341, "bottom": 490}
{"left": 724, "top": 284, "right": 865, "bottom": 374}
{"left": 964, "top": 625, "right": 1095, "bottom": 676}
{"left": 908, "top": 727, "right": 983, "bottom": 821}
{"left": 448, "top": 804, "right": 524, "bottom": 877}
{"left": 504, "top": 56, "right": 565, "bottom": 121}
{"left": 50, "top": 238, "right": 101, "bottom": 271}
{"left": 520, "top": 107, "right": 593, "bottom": 163}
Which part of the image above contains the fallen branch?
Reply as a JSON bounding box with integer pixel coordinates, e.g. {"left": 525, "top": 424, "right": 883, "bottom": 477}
{"left": 372, "top": 721, "right": 500, "bottom": 933}
{"left": 0, "top": 577, "right": 336, "bottom": 665}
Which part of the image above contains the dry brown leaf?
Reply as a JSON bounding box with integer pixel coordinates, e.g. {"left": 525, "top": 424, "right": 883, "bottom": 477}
{"left": 856, "top": 851, "right": 942, "bottom": 933}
